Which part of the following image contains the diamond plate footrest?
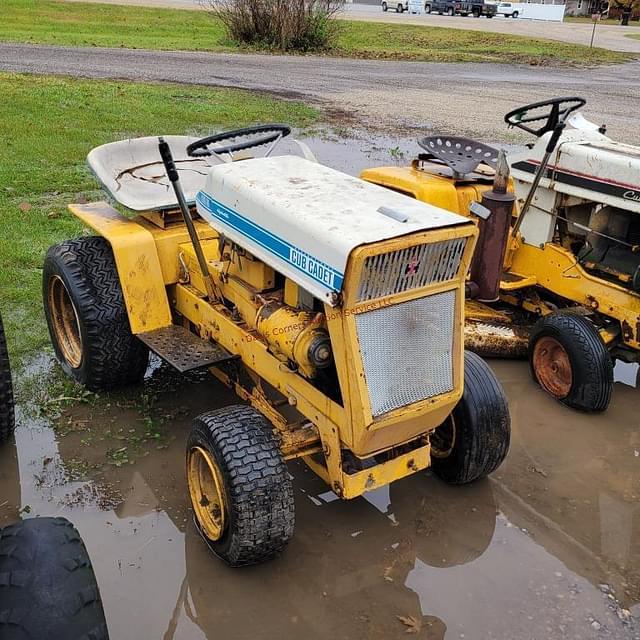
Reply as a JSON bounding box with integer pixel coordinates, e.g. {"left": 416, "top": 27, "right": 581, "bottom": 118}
{"left": 138, "top": 325, "right": 238, "bottom": 373}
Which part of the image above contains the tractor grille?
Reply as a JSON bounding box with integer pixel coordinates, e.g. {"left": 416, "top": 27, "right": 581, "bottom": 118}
{"left": 357, "top": 238, "right": 466, "bottom": 302}
{"left": 355, "top": 290, "right": 455, "bottom": 417}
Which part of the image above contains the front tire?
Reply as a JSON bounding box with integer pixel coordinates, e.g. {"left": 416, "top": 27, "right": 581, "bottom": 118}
{"left": 0, "top": 313, "right": 15, "bottom": 443}
{"left": 529, "top": 312, "right": 612, "bottom": 412}
{"left": 447, "top": 6, "right": 455, "bottom": 15}
{"left": 512, "top": 10, "right": 519, "bottom": 17}
{"left": 396, "top": 3, "right": 404, "bottom": 12}
{"left": 425, "top": 3, "right": 432, "bottom": 11}
{"left": 430, "top": 351, "right": 510, "bottom": 484}
{"left": 0, "top": 517, "right": 109, "bottom": 639}
{"left": 43, "top": 237, "right": 149, "bottom": 391}
{"left": 382, "top": 1, "right": 388, "bottom": 10}
{"left": 186, "top": 405, "right": 295, "bottom": 567}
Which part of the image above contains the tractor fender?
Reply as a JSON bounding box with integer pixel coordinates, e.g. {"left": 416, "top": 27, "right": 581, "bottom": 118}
{"left": 68, "top": 201, "right": 172, "bottom": 334}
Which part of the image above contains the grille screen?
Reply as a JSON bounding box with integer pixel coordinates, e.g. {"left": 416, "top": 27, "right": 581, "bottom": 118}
{"left": 358, "top": 238, "right": 466, "bottom": 302}
{"left": 355, "top": 291, "right": 455, "bottom": 417}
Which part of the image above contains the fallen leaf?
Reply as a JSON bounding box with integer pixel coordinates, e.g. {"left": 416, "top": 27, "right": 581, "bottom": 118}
{"left": 18, "top": 202, "right": 32, "bottom": 212}
{"left": 396, "top": 615, "right": 421, "bottom": 634}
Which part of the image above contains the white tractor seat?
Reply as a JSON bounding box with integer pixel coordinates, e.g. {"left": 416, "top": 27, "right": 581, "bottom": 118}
{"left": 87, "top": 135, "right": 219, "bottom": 212}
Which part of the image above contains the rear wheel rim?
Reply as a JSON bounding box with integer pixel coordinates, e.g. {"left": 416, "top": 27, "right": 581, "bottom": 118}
{"left": 187, "top": 446, "right": 227, "bottom": 541}
{"left": 48, "top": 275, "right": 82, "bottom": 369}
{"left": 533, "top": 336, "right": 572, "bottom": 399}
{"left": 431, "top": 416, "right": 457, "bottom": 459}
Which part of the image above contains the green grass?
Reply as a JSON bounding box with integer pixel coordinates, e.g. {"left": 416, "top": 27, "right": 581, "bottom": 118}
{"left": 0, "top": 0, "right": 631, "bottom": 65}
{"left": 0, "top": 73, "right": 318, "bottom": 363}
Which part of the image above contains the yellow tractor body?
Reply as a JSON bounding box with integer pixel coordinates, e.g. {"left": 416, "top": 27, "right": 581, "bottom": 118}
{"left": 44, "top": 129, "right": 510, "bottom": 565}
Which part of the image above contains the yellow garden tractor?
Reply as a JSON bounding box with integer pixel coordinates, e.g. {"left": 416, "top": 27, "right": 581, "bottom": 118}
{"left": 362, "top": 97, "right": 640, "bottom": 413}
{"left": 43, "top": 125, "right": 510, "bottom": 566}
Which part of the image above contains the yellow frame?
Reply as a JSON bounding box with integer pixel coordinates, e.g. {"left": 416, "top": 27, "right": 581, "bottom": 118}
{"left": 68, "top": 200, "right": 476, "bottom": 499}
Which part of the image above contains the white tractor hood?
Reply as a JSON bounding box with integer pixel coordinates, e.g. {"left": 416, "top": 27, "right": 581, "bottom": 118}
{"left": 511, "top": 129, "right": 640, "bottom": 214}
{"left": 196, "top": 155, "right": 469, "bottom": 305}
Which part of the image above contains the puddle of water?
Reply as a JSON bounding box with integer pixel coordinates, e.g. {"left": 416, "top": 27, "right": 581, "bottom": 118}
{"left": 3, "top": 352, "right": 638, "bottom": 640}
{"left": 1, "top": 131, "right": 638, "bottom": 639}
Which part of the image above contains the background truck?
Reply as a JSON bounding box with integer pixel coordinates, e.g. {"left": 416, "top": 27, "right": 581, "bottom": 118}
{"left": 425, "top": 0, "right": 496, "bottom": 16}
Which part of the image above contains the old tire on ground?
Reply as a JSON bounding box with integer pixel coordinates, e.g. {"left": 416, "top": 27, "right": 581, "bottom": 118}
{"left": 186, "top": 404, "right": 295, "bottom": 567}
{"left": 43, "top": 237, "right": 149, "bottom": 391}
{"left": 0, "top": 517, "right": 109, "bottom": 639}
{"left": 430, "top": 351, "right": 510, "bottom": 484}
{"left": 0, "top": 313, "right": 15, "bottom": 444}
{"left": 529, "top": 312, "right": 612, "bottom": 412}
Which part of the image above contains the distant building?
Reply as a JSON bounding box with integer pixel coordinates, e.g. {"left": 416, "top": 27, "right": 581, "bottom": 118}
{"left": 564, "top": 0, "right": 608, "bottom": 15}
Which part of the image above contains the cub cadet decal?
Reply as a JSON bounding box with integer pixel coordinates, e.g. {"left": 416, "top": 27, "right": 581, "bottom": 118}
{"left": 196, "top": 191, "right": 344, "bottom": 292}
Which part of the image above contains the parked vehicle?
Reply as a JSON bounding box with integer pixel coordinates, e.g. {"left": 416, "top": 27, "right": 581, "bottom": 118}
{"left": 497, "top": 2, "right": 520, "bottom": 17}
{"left": 425, "top": 0, "right": 496, "bottom": 16}
{"left": 425, "top": 0, "right": 457, "bottom": 15}
{"left": 382, "top": 0, "right": 409, "bottom": 11}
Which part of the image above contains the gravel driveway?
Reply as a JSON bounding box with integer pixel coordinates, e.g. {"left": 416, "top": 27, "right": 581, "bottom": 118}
{"left": 1, "top": 42, "right": 639, "bottom": 143}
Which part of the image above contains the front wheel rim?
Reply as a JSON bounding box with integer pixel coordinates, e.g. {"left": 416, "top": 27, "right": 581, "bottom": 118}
{"left": 533, "top": 336, "right": 572, "bottom": 399}
{"left": 431, "top": 416, "right": 457, "bottom": 459}
{"left": 48, "top": 275, "right": 83, "bottom": 369}
{"left": 187, "top": 446, "right": 227, "bottom": 541}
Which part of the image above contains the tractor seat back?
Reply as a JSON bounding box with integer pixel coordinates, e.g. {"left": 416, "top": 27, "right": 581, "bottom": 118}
{"left": 87, "top": 135, "right": 218, "bottom": 212}
{"left": 419, "top": 136, "right": 499, "bottom": 180}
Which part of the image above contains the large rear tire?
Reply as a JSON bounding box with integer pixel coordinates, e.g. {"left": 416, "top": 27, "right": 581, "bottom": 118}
{"left": 529, "top": 312, "right": 613, "bottom": 412}
{"left": 186, "top": 405, "right": 295, "bottom": 567}
{"left": 0, "top": 517, "right": 109, "bottom": 639}
{"left": 43, "top": 237, "right": 149, "bottom": 391}
{"left": 0, "top": 313, "right": 15, "bottom": 444}
{"left": 430, "top": 351, "right": 510, "bottom": 484}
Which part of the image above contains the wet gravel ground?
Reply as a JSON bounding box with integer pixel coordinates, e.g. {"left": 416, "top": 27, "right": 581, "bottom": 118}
{"left": 0, "top": 42, "right": 639, "bottom": 144}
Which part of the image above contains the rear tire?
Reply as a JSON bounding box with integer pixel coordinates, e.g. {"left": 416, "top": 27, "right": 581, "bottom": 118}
{"left": 425, "top": 3, "right": 432, "bottom": 11}
{"left": 430, "top": 351, "right": 510, "bottom": 484}
{"left": 473, "top": 9, "right": 480, "bottom": 16}
{"left": 529, "top": 312, "right": 613, "bottom": 412}
{"left": 0, "top": 313, "right": 15, "bottom": 444}
{"left": 512, "top": 10, "right": 519, "bottom": 17}
{"left": 0, "top": 517, "right": 109, "bottom": 639}
{"left": 43, "top": 237, "right": 149, "bottom": 391}
{"left": 186, "top": 405, "right": 295, "bottom": 567}
{"left": 397, "top": 3, "right": 404, "bottom": 12}
{"left": 447, "top": 6, "right": 455, "bottom": 15}
{"left": 382, "top": 1, "right": 388, "bottom": 10}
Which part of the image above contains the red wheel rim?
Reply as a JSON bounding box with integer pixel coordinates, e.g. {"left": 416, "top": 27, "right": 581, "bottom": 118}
{"left": 532, "top": 336, "right": 572, "bottom": 399}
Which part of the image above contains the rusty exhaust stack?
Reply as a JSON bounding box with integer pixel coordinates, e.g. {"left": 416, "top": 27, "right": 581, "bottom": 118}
{"left": 469, "top": 150, "right": 516, "bottom": 303}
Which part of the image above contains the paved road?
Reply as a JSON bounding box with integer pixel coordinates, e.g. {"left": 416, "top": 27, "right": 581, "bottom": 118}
{"left": 1, "top": 42, "right": 639, "bottom": 143}
{"left": 61, "top": 0, "right": 640, "bottom": 53}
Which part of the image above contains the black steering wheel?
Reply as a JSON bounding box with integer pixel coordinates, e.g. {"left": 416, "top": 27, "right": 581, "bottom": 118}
{"left": 187, "top": 124, "right": 291, "bottom": 157}
{"left": 504, "top": 97, "right": 586, "bottom": 137}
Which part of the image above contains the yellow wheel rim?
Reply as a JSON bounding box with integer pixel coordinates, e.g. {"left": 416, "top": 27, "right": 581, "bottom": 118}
{"left": 431, "top": 416, "right": 457, "bottom": 459}
{"left": 48, "top": 275, "right": 82, "bottom": 369}
{"left": 187, "top": 446, "right": 227, "bottom": 541}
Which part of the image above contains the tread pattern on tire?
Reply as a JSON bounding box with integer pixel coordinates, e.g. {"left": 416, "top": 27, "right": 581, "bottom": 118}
{"left": 0, "top": 314, "right": 15, "bottom": 443}
{"left": 43, "top": 237, "right": 149, "bottom": 391}
{"left": 432, "top": 351, "right": 511, "bottom": 485}
{"left": 0, "top": 517, "right": 108, "bottom": 640}
{"left": 188, "top": 405, "right": 295, "bottom": 567}
{"left": 529, "top": 311, "right": 613, "bottom": 412}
